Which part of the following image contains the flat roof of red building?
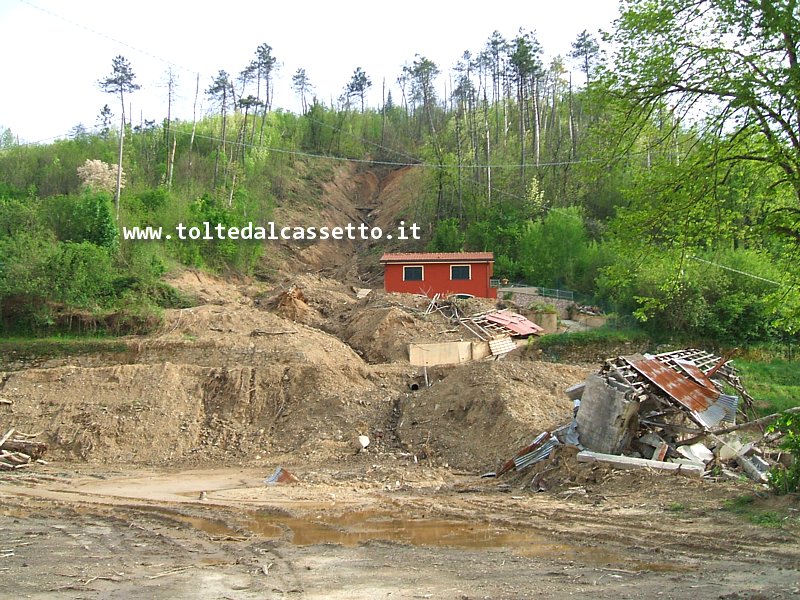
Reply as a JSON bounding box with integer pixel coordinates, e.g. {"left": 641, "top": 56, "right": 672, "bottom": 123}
{"left": 380, "top": 252, "right": 494, "bottom": 264}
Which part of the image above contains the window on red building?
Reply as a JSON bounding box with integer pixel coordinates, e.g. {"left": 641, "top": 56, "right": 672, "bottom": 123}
{"left": 450, "top": 265, "right": 471, "bottom": 280}
{"left": 403, "top": 265, "right": 424, "bottom": 281}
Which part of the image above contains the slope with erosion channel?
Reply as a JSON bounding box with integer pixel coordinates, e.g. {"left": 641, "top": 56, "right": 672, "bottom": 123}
{"left": 261, "top": 161, "right": 422, "bottom": 285}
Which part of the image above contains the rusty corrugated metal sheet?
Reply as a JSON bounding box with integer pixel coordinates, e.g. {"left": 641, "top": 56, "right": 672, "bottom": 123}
{"left": 624, "top": 357, "right": 726, "bottom": 428}
{"left": 514, "top": 436, "right": 560, "bottom": 471}
{"left": 675, "top": 360, "right": 718, "bottom": 391}
{"left": 484, "top": 310, "right": 544, "bottom": 336}
{"left": 497, "top": 432, "right": 550, "bottom": 476}
{"left": 380, "top": 252, "right": 494, "bottom": 263}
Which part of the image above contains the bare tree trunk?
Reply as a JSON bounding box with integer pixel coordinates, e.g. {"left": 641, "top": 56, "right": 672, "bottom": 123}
{"left": 518, "top": 80, "right": 526, "bottom": 185}
{"left": 167, "top": 135, "right": 176, "bottom": 191}
{"left": 381, "top": 78, "right": 386, "bottom": 149}
{"left": 569, "top": 73, "right": 576, "bottom": 160}
{"left": 456, "top": 108, "right": 463, "bottom": 221}
{"left": 533, "top": 78, "right": 541, "bottom": 167}
{"left": 164, "top": 67, "right": 175, "bottom": 185}
{"left": 114, "top": 90, "right": 125, "bottom": 218}
{"left": 484, "top": 91, "right": 491, "bottom": 206}
{"left": 228, "top": 172, "right": 236, "bottom": 207}
{"left": 188, "top": 73, "right": 199, "bottom": 181}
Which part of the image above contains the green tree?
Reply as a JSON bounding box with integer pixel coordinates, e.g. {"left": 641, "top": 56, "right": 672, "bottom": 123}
{"left": 428, "top": 218, "right": 464, "bottom": 252}
{"left": 98, "top": 55, "right": 140, "bottom": 217}
{"left": 346, "top": 67, "right": 372, "bottom": 112}
{"left": 206, "top": 70, "right": 233, "bottom": 187}
{"left": 292, "top": 68, "right": 313, "bottom": 114}
{"left": 609, "top": 0, "right": 800, "bottom": 249}
{"left": 569, "top": 29, "right": 600, "bottom": 85}
{"left": 96, "top": 105, "right": 113, "bottom": 139}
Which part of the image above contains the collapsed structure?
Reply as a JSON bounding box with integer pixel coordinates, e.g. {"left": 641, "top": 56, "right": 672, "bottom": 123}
{"left": 495, "top": 349, "right": 775, "bottom": 484}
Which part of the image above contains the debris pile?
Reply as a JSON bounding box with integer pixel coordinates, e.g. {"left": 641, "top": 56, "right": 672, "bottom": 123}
{"left": 423, "top": 294, "right": 544, "bottom": 341}
{"left": 495, "top": 349, "right": 785, "bottom": 486}
{"left": 267, "top": 286, "right": 312, "bottom": 322}
{"left": 0, "top": 428, "right": 48, "bottom": 470}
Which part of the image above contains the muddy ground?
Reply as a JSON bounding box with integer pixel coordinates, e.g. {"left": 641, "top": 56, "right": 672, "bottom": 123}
{"left": 1, "top": 458, "right": 799, "bottom": 600}
{"left": 2, "top": 166, "right": 799, "bottom": 598}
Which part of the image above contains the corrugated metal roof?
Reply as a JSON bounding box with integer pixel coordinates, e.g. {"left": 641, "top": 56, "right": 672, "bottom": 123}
{"left": 497, "top": 432, "right": 551, "bottom": 476}
{"left": 513, "top": 436, "right": 560, "bottom": 471}
{"left": 380, "top": 252, "right": 494, "bottom": 263}
{"left": 718, "top": 393, "right": 740, "bottom": 424}
{"left": 484, "top": 310, "right": 544, "bottom": 336}
{"left": 625, "top": 357, "right": 727, "bottom": 428}
{"left": 675, "top": 360, "right": 718, "bottom": 391}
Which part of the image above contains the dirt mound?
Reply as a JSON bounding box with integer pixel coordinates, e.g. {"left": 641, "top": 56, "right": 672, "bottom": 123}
{"left": 165, "top": 269, "right": 250, "bottom": 305}
{"left": 153, "top": 301, "right": 369, "bottom": 374}
{"left": 338, "top": 290, "right": 488, "bottom": 363}
{"left": 266, "top": 286, "right": 312, "bottom": 323}
{"left": 1, "top": 360, "right": 389, "bottom": 464}
{"left": 343, "top": 307, "right": 418, "bottom": 362}
{"left": 265, "top": 275, "right": 360, "bottom": 326}
{"left": 395, "top": 361, "right": 593, "bottom": 472}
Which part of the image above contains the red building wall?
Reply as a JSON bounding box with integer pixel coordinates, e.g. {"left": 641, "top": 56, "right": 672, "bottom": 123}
{"left": 383, "top": 261, "right": 496, "bottom": 299}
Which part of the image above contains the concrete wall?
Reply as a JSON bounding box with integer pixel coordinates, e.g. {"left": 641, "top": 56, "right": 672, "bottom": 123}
{"left": 529, "top": 311, "right": 558, "bottom": 334}
{"left": 408, "top": 340, "right": 492, "bottom": 367}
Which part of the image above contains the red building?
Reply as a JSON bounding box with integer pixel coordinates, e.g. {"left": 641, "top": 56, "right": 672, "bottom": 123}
{"left": 380, "top": 252, "right": 497, "bottom": 299}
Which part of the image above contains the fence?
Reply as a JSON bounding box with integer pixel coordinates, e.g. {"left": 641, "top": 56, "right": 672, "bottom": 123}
{"left": 494, "top": 283, "right": 574, "bottom": 303}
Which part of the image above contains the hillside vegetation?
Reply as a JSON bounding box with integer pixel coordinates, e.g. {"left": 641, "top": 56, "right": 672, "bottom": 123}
{"left": 1, "top": 3, "right": 799, "bottom": 348}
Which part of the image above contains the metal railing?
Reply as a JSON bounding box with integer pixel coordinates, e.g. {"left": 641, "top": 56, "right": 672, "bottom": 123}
{"left": 495, "top": 283, "right": 574, "bottom": 302}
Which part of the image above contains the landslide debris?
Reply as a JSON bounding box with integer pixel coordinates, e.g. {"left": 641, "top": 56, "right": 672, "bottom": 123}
{"left": 394, "top": 361, "right": 593, "bottom": 472}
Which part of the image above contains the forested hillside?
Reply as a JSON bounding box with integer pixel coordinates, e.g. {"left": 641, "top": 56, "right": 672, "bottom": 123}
{"left": 1, "top": 0, "right": 798, "bottom": 346}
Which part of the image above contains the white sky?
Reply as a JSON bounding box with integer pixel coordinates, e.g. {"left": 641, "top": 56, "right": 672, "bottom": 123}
{"left": 0, "top": 0, "right": 620, "bottom": 144}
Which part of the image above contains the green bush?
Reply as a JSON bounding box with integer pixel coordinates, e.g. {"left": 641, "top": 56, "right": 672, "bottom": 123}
{"left": 766, "top": 412, "right": 800, "bottom": 495}
{"left": 40, "top": 191, "right": 118, "bottom": 250}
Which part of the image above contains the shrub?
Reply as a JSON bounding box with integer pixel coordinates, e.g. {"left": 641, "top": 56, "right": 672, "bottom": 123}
{"left": 766, "top": 412, "right": 800, "bottom": 495}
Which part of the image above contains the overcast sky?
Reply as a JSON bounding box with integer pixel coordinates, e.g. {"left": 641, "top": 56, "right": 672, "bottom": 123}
{"left": 0, "top": 0, "right": 621, "bottom": 144}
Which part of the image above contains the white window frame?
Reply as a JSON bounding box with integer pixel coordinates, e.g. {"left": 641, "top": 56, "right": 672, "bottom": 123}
{"left": 450, "top": 264, "right": 472, "bottom": 281}
{"left": 403, "top": 265, "right": 425, "bottom": 281}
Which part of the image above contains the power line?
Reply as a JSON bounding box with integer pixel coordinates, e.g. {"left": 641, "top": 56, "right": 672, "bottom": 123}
{"left": 180, "top": 128, "right": 606, "bottom": 170}
{"left": 3, "top": 121, "right": 617, "bottom": 171}
{"left": 16, "top": 0, "right": 197, "bottom": 74}
{"left": 689, "top": 255, "right": 781, "bottom": 286}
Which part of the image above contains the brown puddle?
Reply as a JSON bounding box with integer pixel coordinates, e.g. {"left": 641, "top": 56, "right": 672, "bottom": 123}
{"left": 245, "top": 509, "right": 573, "bottom": 557}
{"left": 3, "top": 502, "right": 690, "bottom": 573}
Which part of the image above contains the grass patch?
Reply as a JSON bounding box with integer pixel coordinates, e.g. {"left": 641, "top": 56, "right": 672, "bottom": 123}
{"left": 734, "top": 358, "right": 800, "bottom": 415}
{"left": 536, "top": 327, "right": 651, "bottom": 350}
{"left": 665, "top": 502, "right": 686, "bottom": 512}
{"left": 0, "top": 336, "right": 128, "bottom": 367}
{"left": 722, "top": 494, "right": 793, "bottom": 529}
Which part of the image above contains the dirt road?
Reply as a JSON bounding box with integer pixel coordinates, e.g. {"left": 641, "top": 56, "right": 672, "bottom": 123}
{"left": 2, "top": 458, "right": 798, "bottom": 599}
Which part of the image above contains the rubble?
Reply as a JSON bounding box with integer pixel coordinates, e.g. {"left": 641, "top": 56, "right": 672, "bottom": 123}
{"left": 495, "top": 348, "right": 791, "bottom": 486}
{"left": 0, "top": 428, "right": 48, "bottom": 470}
{"left": 265, "top": 467, "right": 299, "bottom": 485}
{"left": 576, "top": 450, "right": 705, "bottom": 478}
{"left": 575, "top": 374, "right": 638, "bottom": 455}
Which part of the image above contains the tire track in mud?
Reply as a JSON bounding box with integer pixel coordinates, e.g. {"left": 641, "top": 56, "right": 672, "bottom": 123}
{"left": 388, "top": 491, "right": 800, "bottom": 566}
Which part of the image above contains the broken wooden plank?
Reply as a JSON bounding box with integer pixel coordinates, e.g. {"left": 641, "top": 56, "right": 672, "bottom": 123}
{"left": 0, "top": 440, "right": 47, "bottom": 460}
{"left": 576, "top": 450, "right": 705, "bottom": 478}
{"left": 0, "top": 429, "right": 15, "bottom": 448}
{"left": 679, "top": 405, "right": 800, "bottom": 447}
{"left": 250, "top": 329, "right": 298, "bottom": 336}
